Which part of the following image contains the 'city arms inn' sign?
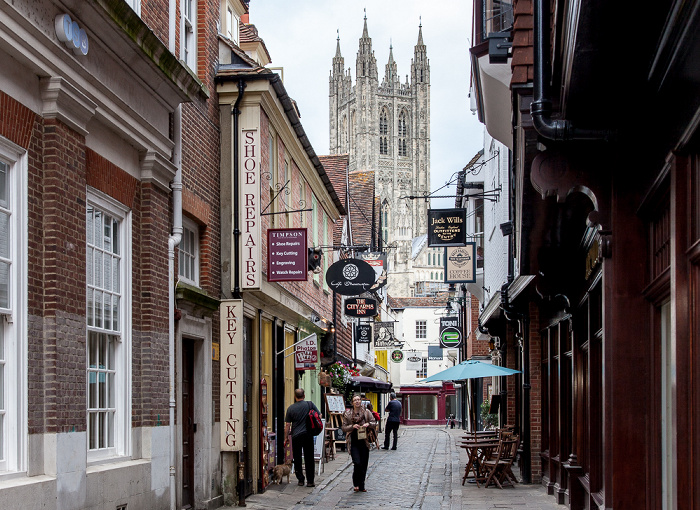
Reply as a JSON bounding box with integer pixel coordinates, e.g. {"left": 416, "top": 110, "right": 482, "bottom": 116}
{"left": 428, "top": 209, "right": 467, "bottom": 246}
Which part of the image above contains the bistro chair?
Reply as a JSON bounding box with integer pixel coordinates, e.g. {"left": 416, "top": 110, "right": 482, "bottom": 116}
{"left": 481, "top": 435, "right": 519, "bottom": 489}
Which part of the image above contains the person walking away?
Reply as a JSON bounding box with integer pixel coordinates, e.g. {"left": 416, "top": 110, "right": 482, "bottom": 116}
{"left": 284, "top": 388, "right": 319, "bottom": 487}
{"left": 383, "top": 393, "right": 402, "bottom": 450}
{"left": 342, "top": 394, "right": 377, "bottom": 492}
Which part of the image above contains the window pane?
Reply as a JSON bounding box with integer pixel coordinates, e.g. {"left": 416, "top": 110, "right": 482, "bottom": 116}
{"left": 0, "top": 211, "right": 9, "bottom": 259}
{"left": 89, "top": 413, "right": 97, "bottom": 450}
{"left": 0, "top": 161, "right": 7, "bottom": 206}
{"left": 0, "top": 363, "right": 4, "bottom": 410}
{"left": 0, "top": 261, "right": 9, "bottom": 309}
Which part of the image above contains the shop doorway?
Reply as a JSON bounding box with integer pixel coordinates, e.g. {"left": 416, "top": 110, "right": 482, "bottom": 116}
{"left": 181, "top": 338, "right": 195, "bottom": 509}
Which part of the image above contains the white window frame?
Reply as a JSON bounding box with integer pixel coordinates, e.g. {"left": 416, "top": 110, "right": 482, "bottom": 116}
{"left": 125, "top": 0, "right": 141, "bottom": 16}
{"left": 0, "top": 138, "right": 27, "bottom": 475}
{"left": 179, "top": 216, "right": 200, "bottom": 286}
{"left": 416, "top": 357, "right": 428, "bottom": 378}
{"left": 182, "top": 0, "right": 196, "bottom": 70}
{"left": 225, "top": 3, "right": 240, "bottom": 45}
{"left": 416, "top": 320, "right": 427, "bottom": 339}
{"left": 86, "top": 189, "right": 132, "bottom": 463}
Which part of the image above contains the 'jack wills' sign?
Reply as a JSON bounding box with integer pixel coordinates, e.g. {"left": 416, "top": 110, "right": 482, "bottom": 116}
{"left": 220, "top": 300, "right": 244, "bottom": 451}
{"left": 428, "top": 209, "right": 467, "bottom": 246}
{"left": 240, "top": 129, "right": 260, "bottom": 290}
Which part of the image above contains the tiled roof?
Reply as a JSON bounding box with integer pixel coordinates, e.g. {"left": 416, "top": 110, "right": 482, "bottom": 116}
{"left": 239, "top": 22, "right": 272, "bottom": 63}
{"left": 348, "top": 170, "right": 376, "bottom": 248}
{"left": 319, "top": 155, "right": 349, "bottom": 207}
{"left": 320, "top": 155, "right": 350, "bottom": 246}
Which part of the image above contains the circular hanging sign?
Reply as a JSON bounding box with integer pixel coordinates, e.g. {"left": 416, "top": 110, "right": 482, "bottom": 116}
{"left": 325, "top": 258, "right": 377, "bottom": 296}
{"left": 391, "top": 350, "right": 404, "bottom": 363}
{"left": 439, "top": 326, "right": 463, "bottom": 348}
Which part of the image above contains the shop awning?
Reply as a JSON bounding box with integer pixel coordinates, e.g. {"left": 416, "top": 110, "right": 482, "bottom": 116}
{"left": 348, "top": 375, "right": 392, "bottom": 393}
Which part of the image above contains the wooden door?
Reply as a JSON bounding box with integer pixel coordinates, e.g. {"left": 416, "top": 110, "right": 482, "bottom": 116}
{"left": 182, "top": 339, "right": 195, "bottom": 509}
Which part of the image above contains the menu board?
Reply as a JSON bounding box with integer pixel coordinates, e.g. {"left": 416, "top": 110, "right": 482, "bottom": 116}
{"left": 325, "top": 394, "right": 346, "bottom": 414}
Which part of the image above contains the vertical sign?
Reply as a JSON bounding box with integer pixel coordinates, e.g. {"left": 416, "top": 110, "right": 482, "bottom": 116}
{"left": 268, "top": 228, "right": 308, "bottom": 282}
{"left": 221, "top": 299, "right": 244, "bottom": 451}
{"left": 241, "top": 129, "right": 261, "bottom": 290}
{"left": 444, "top": 244, "right": 476, "bottom": 283}
{"left": 439, "top": 316, "right": 463, "bottom": 348}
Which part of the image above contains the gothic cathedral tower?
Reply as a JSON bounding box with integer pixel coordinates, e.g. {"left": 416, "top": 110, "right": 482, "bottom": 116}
{"left": 329, "top": 16, "right": 430, "bottom": 296}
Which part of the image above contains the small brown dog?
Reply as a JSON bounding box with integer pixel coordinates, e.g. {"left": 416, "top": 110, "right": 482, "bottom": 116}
{"left": 272, "top": 460, "right": 293, "bottom": 485}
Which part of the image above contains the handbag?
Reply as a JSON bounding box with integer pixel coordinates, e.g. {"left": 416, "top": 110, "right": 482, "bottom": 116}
{"left": 357, "top": 427, "right": 367, "bottom": 440}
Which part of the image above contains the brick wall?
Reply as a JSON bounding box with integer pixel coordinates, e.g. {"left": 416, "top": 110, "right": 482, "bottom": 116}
{"left": 528, "top": 301, "right": 542, "bottom": 481}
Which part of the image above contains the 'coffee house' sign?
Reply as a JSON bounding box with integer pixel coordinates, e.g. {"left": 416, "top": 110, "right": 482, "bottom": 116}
{"left": 428, "top": 208, "right": 467, "bottom": 246}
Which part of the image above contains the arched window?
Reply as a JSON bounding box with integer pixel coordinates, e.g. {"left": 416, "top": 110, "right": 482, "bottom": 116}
{"left": 379, "top": 108, "right": 389, "bottom": 156}
{"left": 430, "top": 272, "right": 434, "bottom": 280}
{"left": 398, "top": 111, "right": 408, "bottom": 157}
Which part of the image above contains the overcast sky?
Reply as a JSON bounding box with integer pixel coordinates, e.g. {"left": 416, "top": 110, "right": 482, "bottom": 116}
{"left": 249, "top": 0, "right": 485, "bottom": 210}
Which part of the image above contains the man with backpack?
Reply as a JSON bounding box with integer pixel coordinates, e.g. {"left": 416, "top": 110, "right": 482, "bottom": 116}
{"left": 284, "top": 388, "right": 320, "bottom": 487}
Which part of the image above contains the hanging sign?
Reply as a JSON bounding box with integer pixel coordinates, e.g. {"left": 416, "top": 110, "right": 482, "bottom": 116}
{"left": 439, "top": 316, "right": 463, "bottom": 348}
{"left": 391, "top": 349, "right": 404, "bottom": 363}
{"left": 325, "top": 258, "right": 376, "bottom": 296}
{"left": 428, "top": 345, "right": 444, "bottom": 360}
{"left": 220, "top": 299, "right": 244, "bottom": 451}
{"left": 355, "top": 323, "right": 372, "bottom": 343}
{"left": 344, "top": 297, "right": 378, "bottom": 317}
{"left": 406, "top": 353, "right": 422, "bottom": 371}
{"left": 268, "top": 228, "right": 308, "bottom": 282}
{"left": 357, "top": 251, "right": 388, "bottom": 291}
{"left": 428, "top": 208, "right": 467, "bottom": 246}
{"left": 444, "top": 243, "right": 477, "bottom": 283}
{"left": 240, "top": 129, "right": 261, "bottom": 290}
{"left": 295, "top": 334, "right": 318, "bottom": 370}
{"left": 374, "top": 322, "right": 395, "bottom": 349}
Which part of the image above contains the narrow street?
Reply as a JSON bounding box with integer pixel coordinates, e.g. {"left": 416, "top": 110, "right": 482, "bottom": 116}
{"left": 230, "top": 427, "right": 563, "bottom": 509}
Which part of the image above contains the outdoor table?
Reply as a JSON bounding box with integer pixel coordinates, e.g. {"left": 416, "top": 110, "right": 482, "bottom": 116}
{"left": 460, "top": 439, "right": 501, "bottom": 486}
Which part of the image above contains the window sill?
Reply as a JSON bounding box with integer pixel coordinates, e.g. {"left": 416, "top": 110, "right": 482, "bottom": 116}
{"left": 175, "top": 281, "right": 220, "bottom": 312}
{"left": 87, "top": 457, "right": 150, "bottom": 473}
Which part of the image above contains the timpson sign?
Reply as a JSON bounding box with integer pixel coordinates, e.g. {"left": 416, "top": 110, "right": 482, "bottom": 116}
{"left": 240, "top": 129, "right": 260, "bottom": 290}
{"left": 220, "top": 300, "right": 244, "bottom": 451}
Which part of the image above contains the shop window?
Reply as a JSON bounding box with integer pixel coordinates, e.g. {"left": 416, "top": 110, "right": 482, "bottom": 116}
{"left": 408, "top": 393, "right": 435, "bottom": 420}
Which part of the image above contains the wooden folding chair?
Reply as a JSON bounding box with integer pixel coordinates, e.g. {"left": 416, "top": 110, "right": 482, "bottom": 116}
{"left": 481, "top": 436, "right": 518, "bottom": 489}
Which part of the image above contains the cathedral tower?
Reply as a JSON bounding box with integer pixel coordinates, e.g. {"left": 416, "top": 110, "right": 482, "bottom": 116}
{"left": 329, "top": 16, "right": 431, "bottom": 296}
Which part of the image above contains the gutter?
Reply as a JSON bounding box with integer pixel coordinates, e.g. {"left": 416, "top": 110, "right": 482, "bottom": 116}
{"left": 531, "top": 0, "right": 612, "bottom": 142}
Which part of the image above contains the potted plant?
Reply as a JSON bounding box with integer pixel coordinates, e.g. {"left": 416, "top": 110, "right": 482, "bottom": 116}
{"left": 480, "top": 401, "right": 498, "bottom": 430}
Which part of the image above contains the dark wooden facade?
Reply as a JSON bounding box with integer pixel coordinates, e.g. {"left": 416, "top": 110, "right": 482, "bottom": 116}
{"left": 471, "top": 0, "right": 700, "bottom": 507}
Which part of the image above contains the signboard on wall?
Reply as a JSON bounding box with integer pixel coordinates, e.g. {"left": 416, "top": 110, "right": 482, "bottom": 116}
{"left": 444, "top": 244, "right": 477, "bottom": 283}
{"left": 325, "top": 258, "right": 376, "bottom": 296}
{"left": 355, "top": 323, "right": 372, "bottom": 343}
{"left": 406, "top": 353, "right": 422, "bottom": 371}
{"left": 344, "top": 297, "right": 378, "bottom": 317}
{"left": 373, "top": 322, "right": 395, "bottom": 349}
{"left": 428, "top": 345, "right": 444, "bottom": 360}
{"left": 240, "top": 129, "right": 261, "bottom": 290}
{"left": 268, "top": 228, "right": 307, "bottom": 282}
{"left": 295, "top": 334, "right": 318, "bottom": 370}
{"left": 427, "top": 209, "right": 467, "bottom": 246}
{"left": 220, "top": 299, "right": 244, "bottom": 451}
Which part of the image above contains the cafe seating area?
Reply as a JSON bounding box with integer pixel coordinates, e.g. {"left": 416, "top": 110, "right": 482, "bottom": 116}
{"left": 459, "top": 426, "right": 520, "bottom": 489}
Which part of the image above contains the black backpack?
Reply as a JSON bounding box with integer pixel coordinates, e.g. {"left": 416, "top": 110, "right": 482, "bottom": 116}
{"left": 306, "top": 402, "right": 323, "bottom": 436}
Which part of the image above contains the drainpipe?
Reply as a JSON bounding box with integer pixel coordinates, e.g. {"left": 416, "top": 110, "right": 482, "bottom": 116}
{"left": 168, "top": 104, "right": 183, "bottom": 510}
{"left": 531, "top": 0, "right": 611, "bottom": 142}
{"left": 232, "top": 80, "right": 246, "bottom": 299}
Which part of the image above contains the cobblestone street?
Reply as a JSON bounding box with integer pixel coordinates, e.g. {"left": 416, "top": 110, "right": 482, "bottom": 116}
{"left": 227, "top": 427, "right": 564, "bottom": 510}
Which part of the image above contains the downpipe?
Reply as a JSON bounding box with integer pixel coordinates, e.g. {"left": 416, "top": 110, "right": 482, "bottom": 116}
{"left": 168, "top": 105, "right": 183, "bottom": 510}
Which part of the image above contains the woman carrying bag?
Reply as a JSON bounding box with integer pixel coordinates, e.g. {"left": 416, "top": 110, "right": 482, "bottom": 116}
{"left": 342, "top": 394, "right": 377, "bottom": 492}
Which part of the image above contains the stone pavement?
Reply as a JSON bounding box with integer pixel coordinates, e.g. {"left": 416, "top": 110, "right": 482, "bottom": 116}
{"left": 224, "top": 426, "right": 564, "bottom": 509}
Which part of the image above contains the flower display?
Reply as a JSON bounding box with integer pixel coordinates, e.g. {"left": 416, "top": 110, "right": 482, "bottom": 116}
{"left": 327, "top": 362, "right": 359, "bottom": 392}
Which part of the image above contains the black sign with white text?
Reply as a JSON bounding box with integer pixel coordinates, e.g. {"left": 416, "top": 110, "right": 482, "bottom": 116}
{"left": 428, "top": 209, "right": 467, "bottom": 246}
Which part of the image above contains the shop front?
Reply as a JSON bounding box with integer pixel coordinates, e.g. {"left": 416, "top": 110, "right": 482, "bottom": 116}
{"left": 398, "top": 382, "right": 455, "bottom": 425}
